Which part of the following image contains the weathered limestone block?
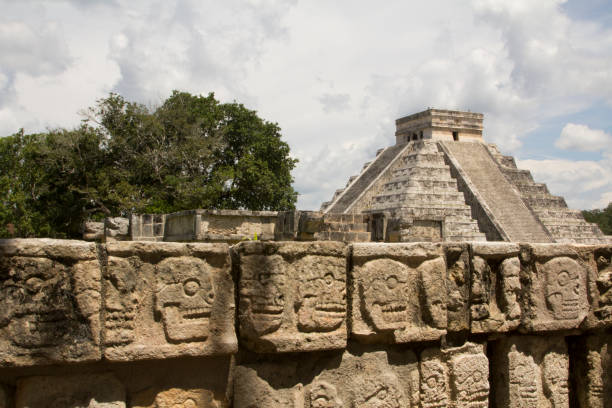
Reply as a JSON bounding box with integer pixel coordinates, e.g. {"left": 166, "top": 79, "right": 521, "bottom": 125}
{"left": 235, "top": 241, "right": 348, "bottom": 353}
{"left": 132, "top": 387, "right": 227, "bottom": 408}
{"left": 351, "top": 243, "right": 447, "bottom": 343}
{"left": 585, "top": 245, "right": 612, "bottom": 329}
{"left": 234, "top": 348, "right": 419, "bottom": 407}
{"left": 103, "top": 242, "right": 236, "bottom": 361}
{"left": 520, "top": 244, "right": 590, "bottom": 332}
{"left": 420, "top": 342, "right": 489, "bottom": 408}
{"left": 105, "top": 217, "right": 130, "bottom": 241}
{"left": 83, "top": 220, "right": 105, "bottom": 241}
{"left": 571, "top": 334, "right": 612, "bottom": 408}
{"left": 15, "top": 373, "right": 125, "bottom": 407}
{"left": 470, "top": 243, "right": 522, "bottom": 334}
{"left": 491, "top": 335, "right": 570, "bottom": 408}
{"left": 444, "top": 244, "right": 470, "bottom": 334}
{"left": 0, "top": 239, "right": 101, "bottom": 366}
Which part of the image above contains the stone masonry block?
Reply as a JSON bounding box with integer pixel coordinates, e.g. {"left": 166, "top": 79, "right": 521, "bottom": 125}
{"left": 235, "top": 241, "right": 348, "bottom": 353}
{"left": 470, "top": 242, "right": 521, "bottom": 334}
{"left": 351, "top": 243, "right": 447, "bottom": 343}
{"left": 234, "top": 348, "right": 419, "bottom": 407}
{"left": 103, "top": 242, "right": 236, "bottom": 361}
{"left": 15, "top": 373, "right": 125, "bottom": 408}
{"left": 420, "top": 342, "right": 489, "bottom": 408}
{"left": 571, "top": 334, "right": 612, "bottom": 408}
{"left": 0, "top": 239, "right": 101, "bottom": 367}
{"left": 585, "top": 245, "right": 612, "bottom": 330}
{"left": 491, "top": 335, "right": 570, "bottom": 408}
{"left": 520, "top": 244, "right": 590, "bottom": 332}
{"left": 132, "top": 387, "right": 226, "bottom": 408}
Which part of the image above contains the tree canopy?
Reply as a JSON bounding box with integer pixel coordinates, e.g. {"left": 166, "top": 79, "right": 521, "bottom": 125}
{"left": 0, "top": 91, "right": 298, "bottom": 238}
{"left": 583, "top": 202, "right": 612, "bottom": 235}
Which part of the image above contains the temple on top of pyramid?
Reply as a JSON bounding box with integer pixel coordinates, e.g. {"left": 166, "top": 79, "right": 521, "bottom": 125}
{"left": 320, "top": 108, "right": 607, "bottom": 244}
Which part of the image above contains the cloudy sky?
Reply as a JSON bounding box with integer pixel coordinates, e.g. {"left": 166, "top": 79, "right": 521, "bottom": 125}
{"left": 1, "top": 0, "right": 612, "bottom": 211}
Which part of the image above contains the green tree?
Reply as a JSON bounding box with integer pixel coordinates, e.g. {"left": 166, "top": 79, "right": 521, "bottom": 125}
{"left": 0, "top": 91, "right": 298, "bottom": 238}
{"left": 583, "top": 202, "right": 612, "bottom": 235}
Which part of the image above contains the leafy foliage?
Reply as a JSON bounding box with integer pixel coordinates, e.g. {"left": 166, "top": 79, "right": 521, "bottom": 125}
{"left": 0, "top": 91, "right": 298, "bottom": 238}
{"left": 582, "top": 202, "right": 612, "bottom": 235}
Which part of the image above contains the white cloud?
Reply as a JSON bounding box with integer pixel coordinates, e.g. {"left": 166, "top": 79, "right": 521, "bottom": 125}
{"left": 555, "top": 123, "right": 612, "bottom": 152}
{"left": 1, "top": 0, "right": 612, "bottom": 211}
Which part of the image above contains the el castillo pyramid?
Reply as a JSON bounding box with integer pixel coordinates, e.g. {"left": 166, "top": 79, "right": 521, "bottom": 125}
{"left": 320, "top": 109, "right": 606, "bottom": 244}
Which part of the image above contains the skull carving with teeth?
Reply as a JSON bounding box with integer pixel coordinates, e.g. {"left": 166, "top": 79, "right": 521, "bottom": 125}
{"left": 543, "top": 257, "right": 583, "bottom": 320}
{"left": 239, "top": 255, "right": 286, "bottom": 337}
{"left": 361, "top": 259, "right": 414, "bottom": 331}
{"left": 155, "top": 257, "right": 215, "bottom": 342}
{"left": 296, "top": 256, "right": 346, "bottom": 333}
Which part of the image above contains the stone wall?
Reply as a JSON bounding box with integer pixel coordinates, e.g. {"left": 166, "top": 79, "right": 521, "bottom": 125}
{"left": 1, "top": 238, "right": 611, "bottom": 407}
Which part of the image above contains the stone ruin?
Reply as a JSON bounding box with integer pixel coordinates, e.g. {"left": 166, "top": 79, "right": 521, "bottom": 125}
{"left": 0, "top": 238, "right": 610, "bottom": 407}
{"left": 2, "top": 109, "right": 611, "bottom": 407}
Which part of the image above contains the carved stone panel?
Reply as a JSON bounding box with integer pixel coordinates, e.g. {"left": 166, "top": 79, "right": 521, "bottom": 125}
{"left": 103, "top": 242, "right": 236, "bottom": 361}
{"left": 15, "top": 373, "right": 125, "bottom": 408}
{"left": 0, "top": 239, "right": 101, "bottom": 366}
{"left": 420, "top": 342, "right": 489, "bottom": 408}
{"left": 470, "top": 243, "right": 521, "bottom": 334}
{"left": 571, "top": 334, "right": 611, "bottom": 408}
{"left": 585, "top": 246, "right": 612, "bottom": 330}
{"left": 520, "top": 244, "right": 589, "bottom": 332}
{"left": 351, "top": 243, "right": 447, "bottom": 343}
{"left": 234, "top": 348, "right": 419, "bottom": 407}
{"left": 132, "top": 387, "right": 227, "bottom": 408}
{"left": 444, "top": 244, "right": 470, "bottom": 334}
{"left": 491, "top": 335, "right": 569, "bottom": 408}
{"left": 235, "top": 241, "right": 348, "bottom": 353}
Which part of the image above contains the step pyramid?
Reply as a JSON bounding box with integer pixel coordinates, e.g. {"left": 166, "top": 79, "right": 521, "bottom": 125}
{"left": 320, "top": 109, "right": 607, "bottom": 244}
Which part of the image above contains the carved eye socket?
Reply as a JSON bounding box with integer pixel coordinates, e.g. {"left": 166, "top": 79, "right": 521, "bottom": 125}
{"left": 472, "top": 370, "right": 483, "bottom": 382}
{"left": 557, "top": 271, "right": 570, "bottom": 286}
{"left": 183, "top": 279, "right": 200, "bottom": 296}
{"left": 386, "top": 276, "right": 399, "bottom": 289}
{"left": 324, "top": 273, "right": 334, "bottom": 285}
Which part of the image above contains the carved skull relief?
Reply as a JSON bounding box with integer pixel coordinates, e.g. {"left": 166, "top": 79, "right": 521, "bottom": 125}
{"left": 240, "top": 255, "right": 286, "bottom": 336}
{"left": 309, "top": 381, "right": 342, "bottom": 408}
{"left": 543, "top": 257, "right": 583, "bottom": 320}
{"left": 353, "top": 373, "right": 402, "bottom": 408}
{"left": 0, "top": 257, "right": 71, "bottom": 348}
{"left": 155, "top": 257, "right": 215, "bottom": 342}
{"left": 361, "top": 259, "right": 413, "bottom": 331}
{"left": 542, "top": 352, "right": 569, "bottom": 408}
{"left": 296, "top": 256, "right": 346, "bottom": 333}
{"left": 508, "top": 349, "right": 539, "bottom": 408}
{"left": 451, "top": 354, "right": 489, "bottom": 408}
{"left": 105, "top": 257, "right": 140, "bottom": 345}
{"left": 420, "top": 360, "right": 449, "bottom": 408}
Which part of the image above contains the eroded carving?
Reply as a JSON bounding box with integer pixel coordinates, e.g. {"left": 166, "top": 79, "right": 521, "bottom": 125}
{"left": 544, "top": 257, "right": 582, "bottom": 320}
{"left": 0, "top": 257, "right": 71, "bottom": 348}
{"left": 470, "top": 254, "right": 521, "bottom": 333}
{"left": 542, "top": 352, "right": 569, "bottom": 408}
{"left": 594, "top": 253, "right": 612, "bottom": 321}
{"left": 239, "top": 255, "right": 286, "bottom": 337}
{"left": 296, "top": 256, "right": 346, "bottom": 333}
{"left": 420, "top": 359, "right": 448, "bottom": 408}
{"left": 450, "top": 354, "right": 489, "bottom": 408}
{"left": 353, "top": 373, "right": 402, "bottom": 408}
{"left": 156, "top": 257, "right": 215, "bottom": 342}
{"left": 508, "top": 348, "right": 539, "bottom": 408}
{"left": 308, "top": 381, "right": 342, "bottom": 408}
{"left": 104, "top": 257, "right": 139, "bottom": 345}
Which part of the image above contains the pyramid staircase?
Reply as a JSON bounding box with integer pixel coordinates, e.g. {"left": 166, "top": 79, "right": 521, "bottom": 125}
{"left": 486, "top": 144, "right": 606, "bottom": 244}
{"left": 366, "top": 141, "right": 486, "bottom": 241}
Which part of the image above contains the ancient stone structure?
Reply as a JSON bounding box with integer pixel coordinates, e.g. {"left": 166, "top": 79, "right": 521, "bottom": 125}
{"left": 321, "top": 109, "right": 607, "bottom": 244}
{"left": 1, "top": 238, "right": 611, "bottom": 407}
